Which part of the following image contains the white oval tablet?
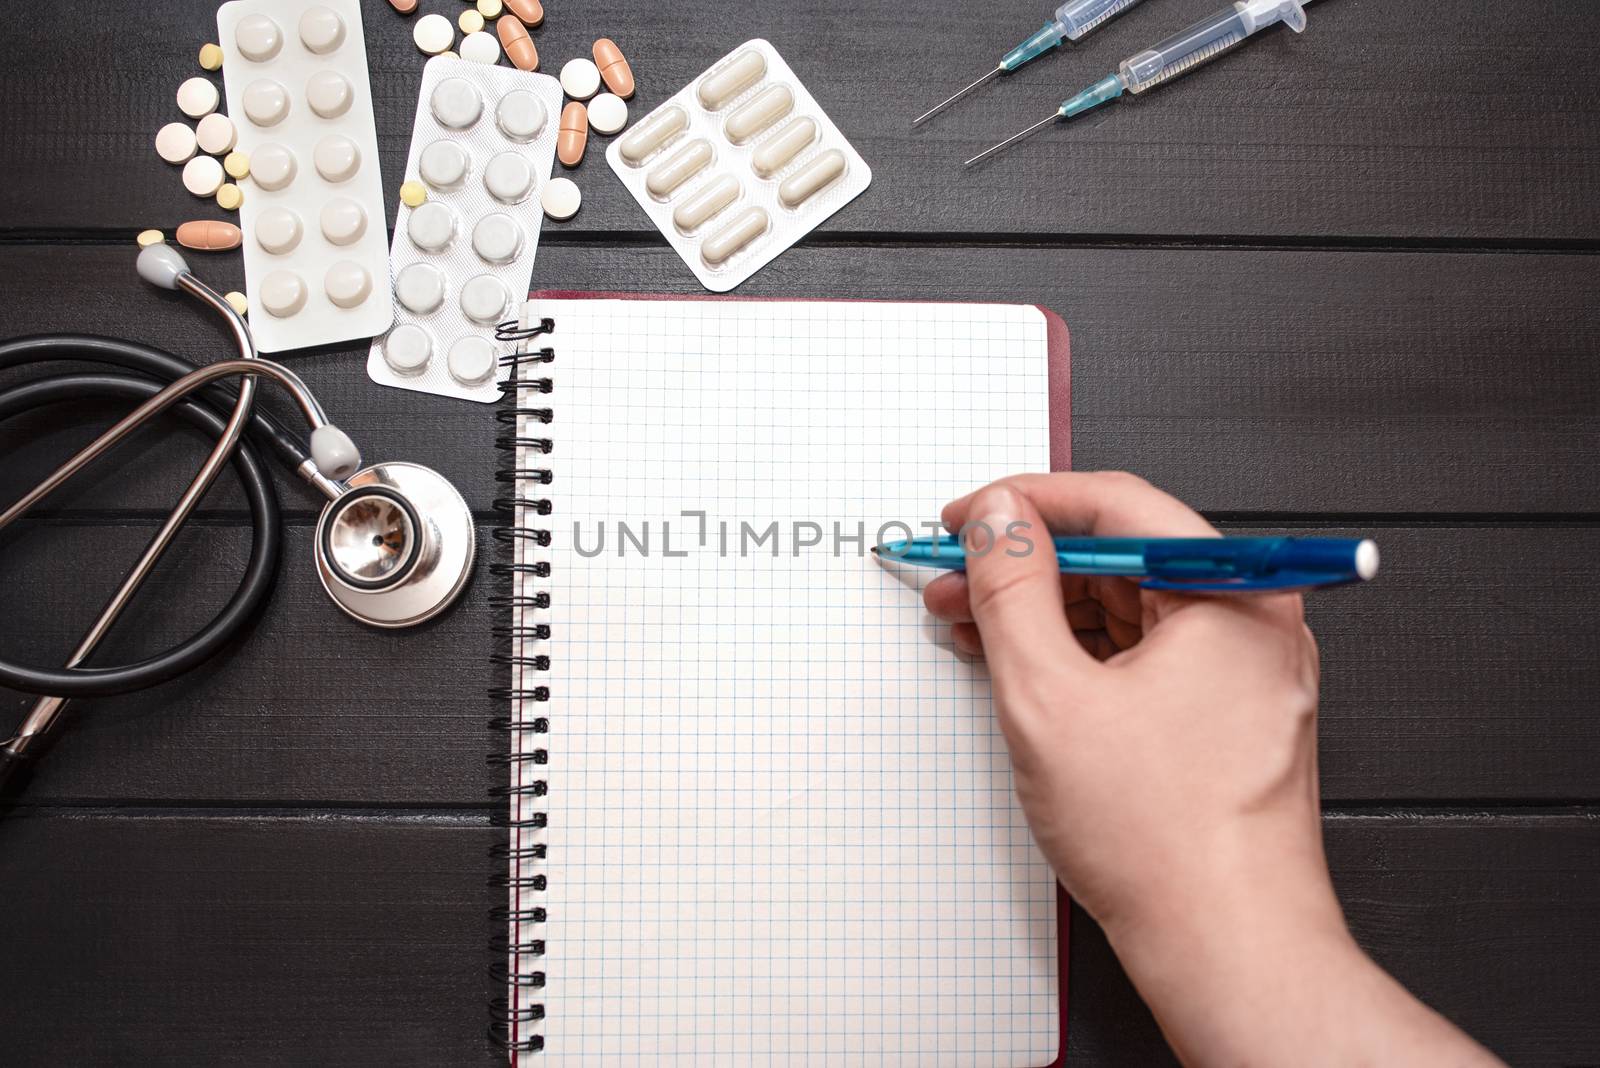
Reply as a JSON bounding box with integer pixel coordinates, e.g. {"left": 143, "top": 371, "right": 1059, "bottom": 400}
{"left": 701, "top": 205, "right": 769, "bottom": 266}
{"left": 447, "top": 336, "right": 498, "bottom": 386}
{"left": 255, "top": 206, "right": 303, "bottom": 254}
{"left": 306, "top": 70, "right": 353, "bottom": 119}
{"left": 324, "top": 261, "right": 372, "bottom": 309}
{"left": 751, "top": 117, "right": 817, "bottom": 177}
{"left": 496, "top": 90, "right": 547, "bottom": 142}
{"left": 430, "top": 78, "right": 483, "bottom": 129}
{"left": 242, "top": 78, "right": 290, "bottom": 127}
{"left": 778, "top": 148, "right": 846, "bottom": 208}
{"left": 645, "top": 138, "right": 712, "bottom": 199}
{"left": 182, "top": 155, "right": 225, "bottom": 197}
{"left": 539, "top": 176, "right": 581, "bottom": 220}
{"left": 176, "top": 77, "right": 220, "bottom": 119}
{"left": 406, "top": 199, "right": 457, "bottom": 252}
{"left": 418, "top": 140, "right": 470, "bottom": 190}
{"left": 672, "top": 173, "right": 739, "bottom": 233}
{"left": 260, "top": 270, "right": 307, "bottom": 317}
{"left": 383, "top": 324, "right": 434, "bottom": 376}
{"left": 472, "top": 213, "right": 524, "bottom": 264}
{"left": 406, "top": 201, "right": 458, "bottom": 252}
{"left": 460, "top": 30, "right": 500, "bottom": 64}
{"left": 617, "top": 105, "right": 686, "bottom": 165}
{"left": 560, "top": 57, "right": 602, "bottom": 100}
{"left": 235, "top": 14, "right": 283, "bottom": 62}
{"left": 395, "top": 262, "right": 447, "bottom": 314}
{"left": 155, "top": 122, "right": 197, "bottom": 164}
{"left": 413, "top": 13, "right": 454, "bottom": 55}
{"left": 483, "top": 152, "right": 535, "bottom": 204}
{"left": 195, "top": 112, "right": 237, "bottom": 155}
{"left": 319, "top": 197, "right": 367, "bottom": 245}
{"left": 313, "top": 134, "right": 361, "bottom": 183}
{"left": 696, "top": 49, "right": 766, "bottom": 110}
{"left": 250, "top": 143, "right": 297, "bottom": 190}
{"left": 587, "top": 92, "right": 628, "bottom": 135}
{"left": 298, "top": 6, "right": 346, "bottom": 54}
{"left": 725, "top": 84, "right": 793, "bottom": 144}
{"left": 460, "top": 274, "right": 511, "bottom": 324}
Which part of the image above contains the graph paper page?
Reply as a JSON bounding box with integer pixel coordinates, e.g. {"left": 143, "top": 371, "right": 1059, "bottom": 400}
{"left": 509, "top": 298, "right": 1059, "bottom": 1066}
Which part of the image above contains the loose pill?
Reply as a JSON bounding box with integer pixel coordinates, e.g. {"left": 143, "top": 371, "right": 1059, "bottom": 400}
{"left": 778, "top": 148, "right": 846, "bottom": 208}
{"left": 176, "top": 220, "right": 243, "bottom": 251}
{"left": 430, "top": 77, "right": 483, "bottom": 129}
{"left": 306, "top": 70, "right": 353, "bottom": 119}
{"left": 477, "top": 0, "right": 503, "bottom": 18}
{"left": 461, "top": 274, "right": 511, "bottom": 324}
{"left": 313, "top": 134, "right": 361, "bottom": 183}
{"left": 199, "top": 43, "right": 225, "bottom": 71}
{"left": 255, "top": 207, "right": 303, "bottom": 254}
{"left": 195, "top": 112, "right": 237, "bottom": 155}
{"left": 387, "top": 0, "right": 417, "bottom": 12}
{"left": 592, "top": 38, "right": 634, "bottom": 99}
{"left": 697, "top": 49, "right": 765, "bottom": 110}
{"left": 406, "top": 201, "right": 457, "bottom": 252}
{"left": 182, "top": 155, "right": 225, "bottom": 197}
{"left": 540, "top": 176, "right": 581, "bottom": 220}
{"left": 250, "top": 143, "right": 296, "bottom": 190}
{"left": 419, "top": 139, "right": 471, "bottom": 190}
{"left": 396, "top": 262, "right": 447, "bottom": 314}
{"left": 672, "top": 173, "right": 740, "bottom": 233}
{"left": 399, "top": 180, "right": 427, "bottom": 208}
{"left": 587, "top": 92, "right": 627, "bottom": 135}
{"left": 484, "top": 152, "right": 535, "bottom": 204}
{"left": 645, "top": 138, "right": 712, "bottom": 199}
{"left": 324, "top": 261, "right": 372, "bottom": 308}
{"left": 224, "top": 291, "right": 249, "bottom": 317}
{"left": 177, "top": 77, "right": 220, "bottom": 119}
{"left": 243, "top": 79, "right": 290, "bottom": 127}
{"left": 498, "top": 15, "right": 538, "bottom": 71}
{"left": 458, "top": 9, "right": 485, "bottom": 34}
{"left": 751, "top": 117, "right": 817, "bottom": 177}
{"left": 155, "top": 122, "right": 197, "bottom": 164}
{"left": 725, "top": 84, "right": 793, "bottom": 144}
{"left": 136, "top": 229, "right": 165, "bottom": 248}
{"left": 504, "top": 0, "right": 543, "bottom": 27}
{"left": 560, "top": 58, "right": 602, "bottom": 101}
{"left": 414, "top": 13, "right": 454, "bottom": 54}
{"left": 448, "top": 335, "right": 498, "bottom": 385}
{"left": 700, "top": 205, "right": 769, "bottom": 266}
{"left": 472, "top": 213, "right": 524, "bottom": 264}
{"left": 617, "top": 105, "right": 686, "bottom": 165}
{"left": 320, "top": 197, "right": 368, "bottom": 245}
{"left": 299, "top": 6, "right": 346, "bottom": 54}
{"left": 557, "top": 101, "right": 588, "bottom": 167}
{"left": 235, "top": 14, "right": 282, "bottom": 62}
{"left": 384, "top": 324, "right": 434, "bottom": 376}
{"left": 224, "top": 150, "right": 250, "bottom": 180}
{"left": 260, "top": 270, "right": 308, "bottom": 317}
{"left": 496, "top": 90, "right": 547, "bottom": 142}
{"left": 460, "top": 30, "right": 500, "bottom": 65}
{"left": 215, "top": 184, "right": 244, "bottom": 211}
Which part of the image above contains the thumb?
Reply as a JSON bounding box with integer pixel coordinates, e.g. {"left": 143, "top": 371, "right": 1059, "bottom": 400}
{"left": 961, "top": 484, "right": 1094, "bottom": 690}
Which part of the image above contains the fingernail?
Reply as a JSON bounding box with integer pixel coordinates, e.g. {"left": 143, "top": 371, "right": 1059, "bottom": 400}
{"left": 963, "top": 485, "right": 1019, "bottom": 552}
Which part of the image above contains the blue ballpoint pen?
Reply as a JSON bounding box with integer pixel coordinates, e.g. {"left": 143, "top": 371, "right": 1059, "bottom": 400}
{"left": 872, "top": 535, "right": 1379, "bottom": 592}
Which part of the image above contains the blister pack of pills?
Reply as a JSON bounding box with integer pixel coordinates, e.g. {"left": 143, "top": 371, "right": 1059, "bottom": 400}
{"left": 606, "top": 39, "right": 871, "bottom": 293}
{"left": 366, "top": 58, "right": 564, "bottom": 403}
{"left": 217, "top": 0, "right": 392, "bottom": 352}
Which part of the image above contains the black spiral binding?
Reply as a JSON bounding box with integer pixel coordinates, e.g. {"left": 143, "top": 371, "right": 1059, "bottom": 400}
{"left": 488, "top": 315, "right": 555, "bottom": 1057}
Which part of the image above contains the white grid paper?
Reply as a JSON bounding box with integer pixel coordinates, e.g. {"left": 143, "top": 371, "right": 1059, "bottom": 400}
{"left": 509, "top": 298, "right": 1058, "bottom": 1066}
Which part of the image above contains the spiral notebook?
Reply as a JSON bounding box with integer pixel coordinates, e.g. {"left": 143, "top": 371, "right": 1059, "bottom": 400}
{"left": 493, "top": 294, "right": 1073, "bottom": 1065}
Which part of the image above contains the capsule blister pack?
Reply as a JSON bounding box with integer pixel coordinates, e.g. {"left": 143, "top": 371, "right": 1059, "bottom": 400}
{"left": 605, "top": 39, "right": 872, "bottom": 293}
{"left": 217, "top": 0, "right": 392, "bottom": 352}
{"left": 366, "top": 58, "right": 563, "bottom": 403}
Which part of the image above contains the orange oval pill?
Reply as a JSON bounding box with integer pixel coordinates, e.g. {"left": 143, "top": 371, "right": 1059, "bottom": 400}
{"left": 557, "top": 101, "right": 588, "bottom": 167}
{"left": 592, "top": 38, "right": 634, "bottom": 99}
{"left": 175, "top": 219, "right": 243, "bottom": 251}
{"left": 388, "top": 0, "right": 418, "bottom": 13}
{"left": 498, "top": 14, "right": 538, "bottom": 71}
{"left": 504, "top": 0, "right": 543, "bottom": 27}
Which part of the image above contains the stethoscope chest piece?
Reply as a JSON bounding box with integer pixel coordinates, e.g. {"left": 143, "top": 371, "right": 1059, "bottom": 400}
{"left": 315, "top": 461, "right": 475, "bottom": 628}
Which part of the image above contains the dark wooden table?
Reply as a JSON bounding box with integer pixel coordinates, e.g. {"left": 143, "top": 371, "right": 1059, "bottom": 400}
{"left": 2, "top": 1, "right": 1597, "bottom": 1064}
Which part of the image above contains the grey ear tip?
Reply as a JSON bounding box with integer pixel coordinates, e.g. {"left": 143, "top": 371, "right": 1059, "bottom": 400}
{"left": 136, "top": 243, "right": 191, "bottom": 290}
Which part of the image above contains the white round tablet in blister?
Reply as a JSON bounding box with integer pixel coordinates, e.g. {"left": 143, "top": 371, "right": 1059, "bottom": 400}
{"left": 235, "top": 13, "right": 282, "bottom": 62}
{"left": 559, "top": 58, "right": 602, "bottom": 101}
{"left": 250, "top": 143, "right": 297, "bottom": 190}
{"left": 261, "top": 270, "right": 307, "bottom": 318}
{"left": 460, "top": 274, "right": 511, "bottom": 324}
{"left": 447, "top": 336, "right": 498, "bottom": 386}
{"left": 306, "top": 70, "right": 353, "bottom": 119}
{"left": 396, "top": 263, "right": 447, "bottom": 315}
{"left": 384, "top": 324, "right": 434, "bottom": 376}
{"left": 483, "top": 152, "right": 535, "bottom": 204}
{"left": 496, "top": 91, "right": 547, "bottom": 142}
{"left": 460, "top": 30, "right": 500, "bottom": 65}
{"left": 430, "top": 78, "right": 483, "bottom": 129}
{"left": 256, "top": 207, "right": 303, "bottom": 254}
{"left": 243, "top": 79, "right": 290, "bottom": 128}
{"left": 472, "top": 214, "right": 524, "bottom": 265}
{"left": 314, "top": 135, "right": 361, "bottom": 183}
{"left": 407, "top": 201, "right": 458, "bottom": 253}
{"left": 298, "top": 6, "right": 346, "bottom": 54}
{"left": 320, "top": 197, "right": 367, "bottom": 245}
{"left": 418, "top": 140, "right": 470, "bottom": 190}
{"left": 324, "top": 261, "right": 372, "bottom": 309}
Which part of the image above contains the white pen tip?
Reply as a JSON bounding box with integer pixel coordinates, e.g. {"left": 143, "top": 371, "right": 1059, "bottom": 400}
{"left": 1355, "top": 539, "right": 1380, "bottom": 581}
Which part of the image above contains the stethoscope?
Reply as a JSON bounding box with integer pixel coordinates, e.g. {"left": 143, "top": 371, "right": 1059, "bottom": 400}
{"left": 0, "top": 244, "right": 476, "bottom": 785}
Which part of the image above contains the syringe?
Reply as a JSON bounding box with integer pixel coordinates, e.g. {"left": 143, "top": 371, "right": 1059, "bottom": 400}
{"left": 965, "top": 0, "right": 1312, "bottom": 166}
{"left": 912, "top": 0, "right": 1151, "bottom": 126}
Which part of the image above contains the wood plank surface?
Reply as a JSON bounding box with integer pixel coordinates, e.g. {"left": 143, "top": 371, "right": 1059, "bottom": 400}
{"left": 0, "top": 1, "right": 1596, "bottom": 241}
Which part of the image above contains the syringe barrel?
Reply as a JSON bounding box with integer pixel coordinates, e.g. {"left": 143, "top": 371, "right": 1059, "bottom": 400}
{"left": 1119, "top": 0, "right": 1306, "bottom": 94}
{"left": 1053, "top": 0, "right": 1148, "bottom": 41}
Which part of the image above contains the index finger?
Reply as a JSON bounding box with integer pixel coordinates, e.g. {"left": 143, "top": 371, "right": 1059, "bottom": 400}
{"left": 943, "top": 472, "right": 1218, "bottom": 540}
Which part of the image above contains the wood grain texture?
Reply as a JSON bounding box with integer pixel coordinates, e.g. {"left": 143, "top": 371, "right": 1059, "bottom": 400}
{"left": 0, "top": 812, "right": 1593, "bottom": 1066}
{"left": 0, "top": 1, "right": 1596, "bottom": 240}
{"left": 2, "top": 244, "right": 1596, "bottom": 516}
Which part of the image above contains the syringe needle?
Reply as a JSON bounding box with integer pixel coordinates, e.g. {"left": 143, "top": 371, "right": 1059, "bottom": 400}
{"left": 912, "top": 67, "right": 1003, "bottom": 127}
{"left": 963, "top": 113, "right": 1059, "bottom": 167}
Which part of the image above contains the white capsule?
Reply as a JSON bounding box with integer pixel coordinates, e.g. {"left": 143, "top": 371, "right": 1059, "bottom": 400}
{"left": 724, "top": 84, "right": 792, "bottom": 144}
{"left": 672, "top": 174, "right": 740, "bottom": 234}
{"left": 696, "top": 49, "right": 766, "bottom": 110}
{"left": 617, "top": 105, "right": 686, "bottom": 165}
{"left": 778, "top": 149, "right": 846, "bottom": 208}
{"left": 700, "top": 205, "right": 769, "bottom": 266}
{"left": 645, "top": 138, "right": 712, "bottom": 199}
{"left": 751, "top": 117, "right": 817, "bottom": 177}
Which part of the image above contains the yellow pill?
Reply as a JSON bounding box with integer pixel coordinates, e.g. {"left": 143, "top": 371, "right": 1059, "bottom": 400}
{"left": 199, "top": 43, "right": 224, "bottom": 71}
{"left": 400, "top": 180, "right": 428, "bottom": 208}
{"left": 477, "top": 0, "right": 503, "bottom": 17}
{"left": 458, "top": 9, "right": 484, "bottom": 34}
{"left": 136, "top": 228, "right": 165, "bottom": 248}
{"left": 216, "top": 183, "right": 244, "bottom": 210}
{"left": 223, "top": 151, "right": 250, "bottom": 180}
{"left": 224, "top": 291, "right": 248, "bottom": 317}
